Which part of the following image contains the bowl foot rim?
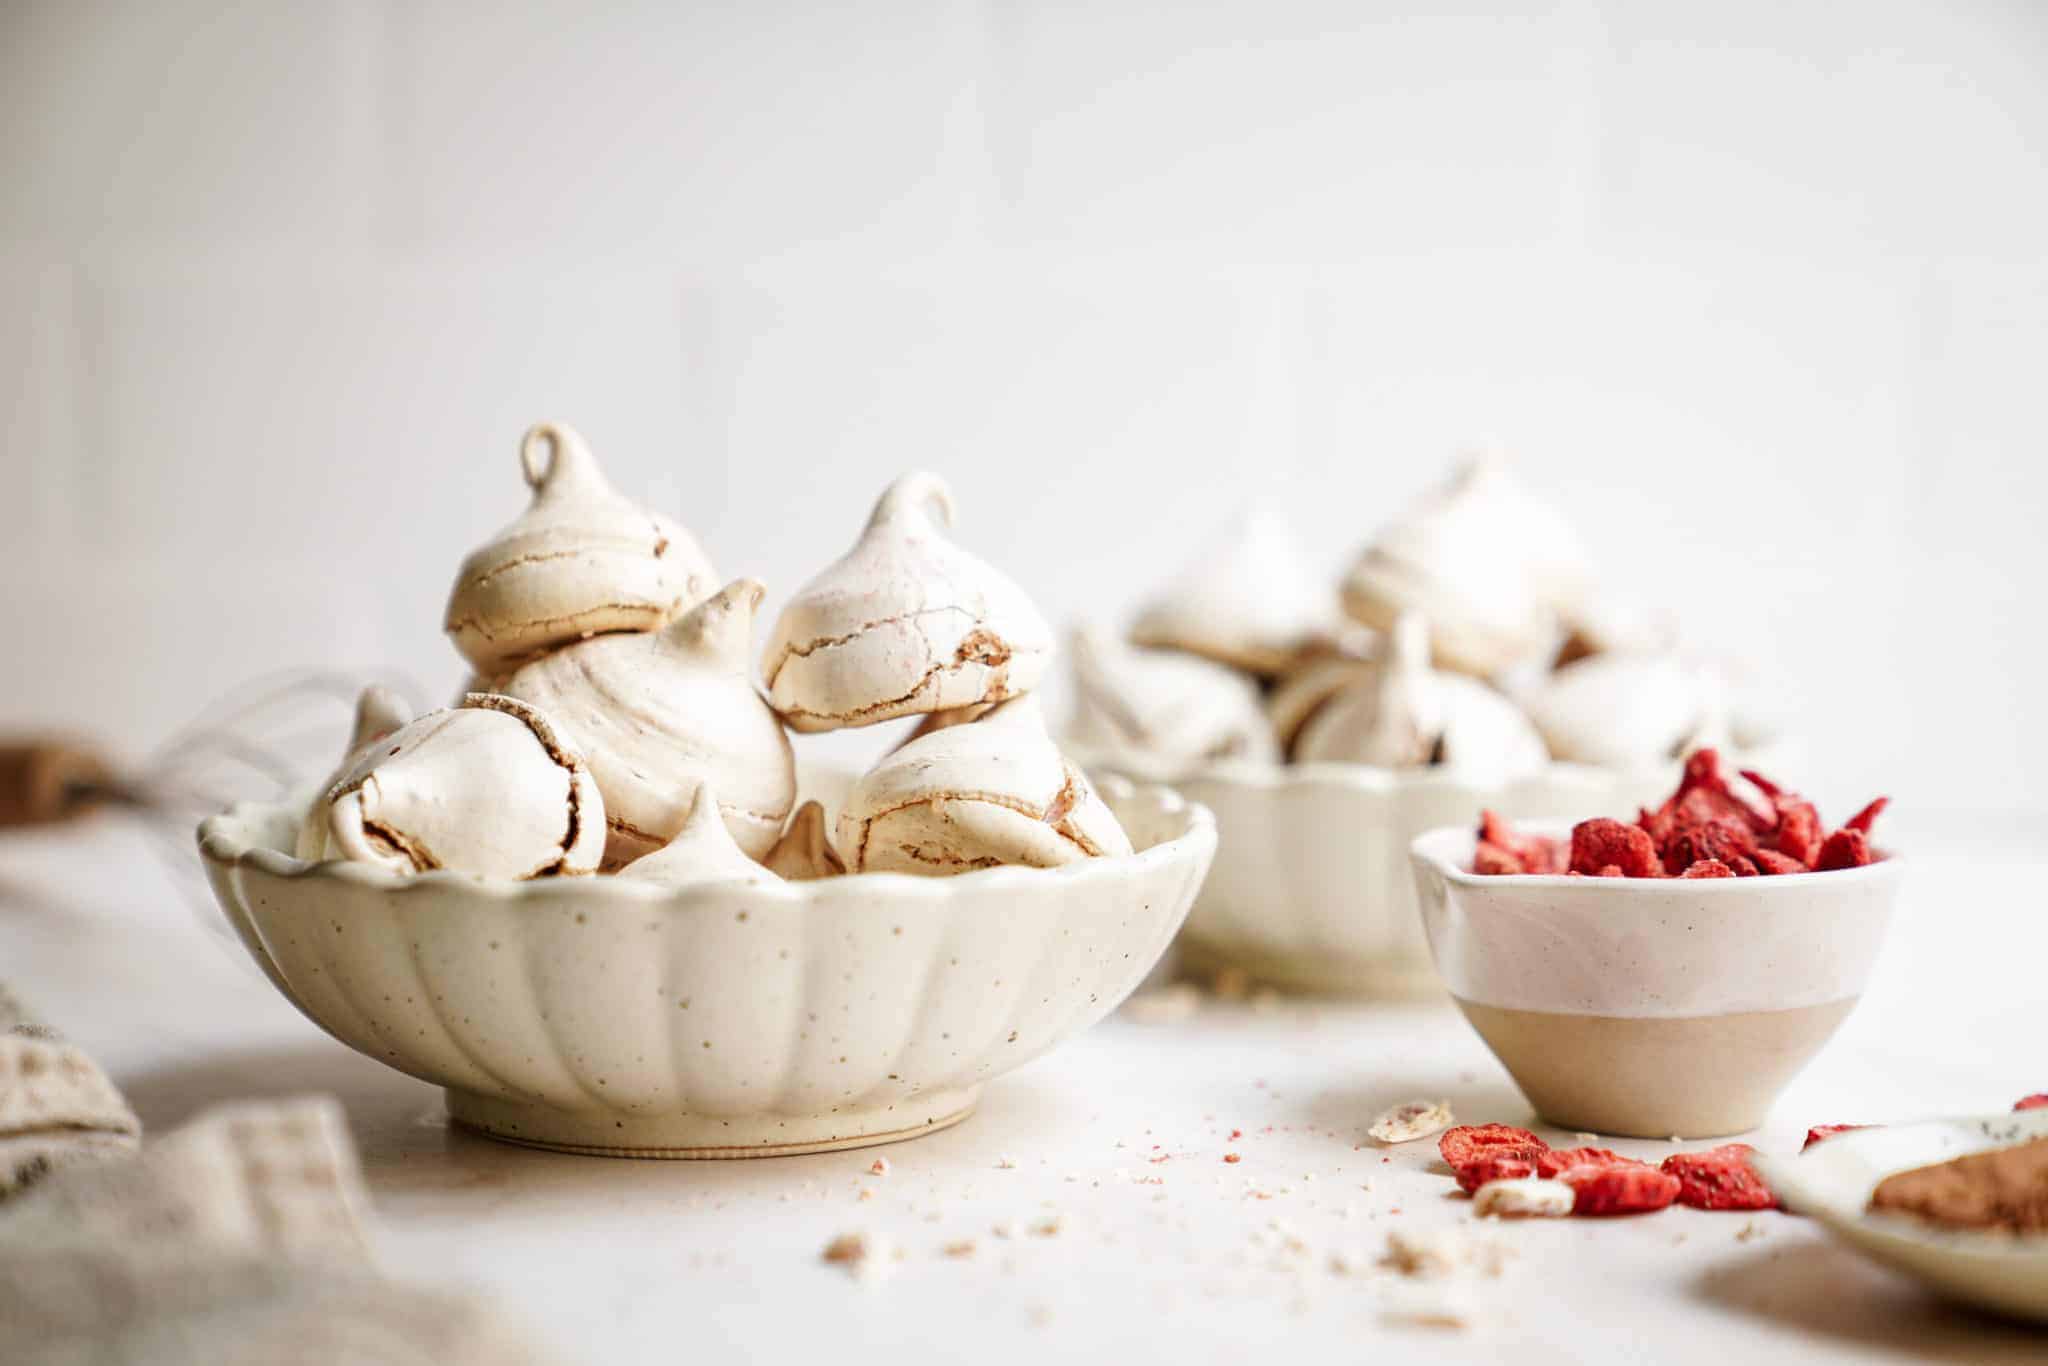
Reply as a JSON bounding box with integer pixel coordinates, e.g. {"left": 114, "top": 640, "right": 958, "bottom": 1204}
{"left": 445, "top": 1085, "right": 981, "bottom": 1159}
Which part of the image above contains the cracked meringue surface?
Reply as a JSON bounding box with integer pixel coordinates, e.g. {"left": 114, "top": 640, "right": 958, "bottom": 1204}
{"left": 1066, "top": 624, "right": 1277, "bottom": 771}
{"left": 502, "top": 578, "right": 796, "bottom": 867}
{"left": 761, "top": 473, "right": 1052, "bottom": 733}
{"left": 308, "top": 693, "right": 606, "bottom": 879}
{"left": 444, "top": 421, "right": 718, "bottom": 674}
{"left": 616, "top": 784, "right": 780, "bottom": 890}
{"left": 294, "top": 685, "right": 413, "bottom": 861}
{"left": 1128, "top": 508, "right": 1337, "bottom": 675}
{"left": 838, "top": 696, "right": 1131, "bottom": 876}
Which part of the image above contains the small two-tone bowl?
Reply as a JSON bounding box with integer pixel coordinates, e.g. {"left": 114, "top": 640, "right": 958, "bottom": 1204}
{"left": 1409, "top": 823, "right": 1904, "bottom": 1137}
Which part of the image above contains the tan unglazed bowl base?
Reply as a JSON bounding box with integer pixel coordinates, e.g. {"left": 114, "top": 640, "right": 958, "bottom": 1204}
{"left": 1454, "top": 998, "right": 1859, "bottom": 1139}
{"left": 447, "top": 1086, "right": 981, "bottom": 1159}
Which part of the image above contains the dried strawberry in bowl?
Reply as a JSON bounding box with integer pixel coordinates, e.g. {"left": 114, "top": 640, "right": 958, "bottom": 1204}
{"left": 1409, "top": 752, "right": 1905, "bottom": 1138}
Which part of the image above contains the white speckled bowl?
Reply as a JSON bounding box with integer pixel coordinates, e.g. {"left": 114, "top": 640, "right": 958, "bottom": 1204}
{"left": 1410, "top": 823, "right": 1903, "bottom": 1137}
{"left": 1070, "top": 748, "right": 1616, "bottom": 996}
{"left": 1754, "top": 1112, "right": 2048, "bottom": 1323}
{"left": 197, "top": 776, "right": 1213, "bottom": 1158}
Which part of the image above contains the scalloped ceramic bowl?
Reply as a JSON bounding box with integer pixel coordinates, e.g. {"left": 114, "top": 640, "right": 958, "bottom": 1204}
{"left": 1410, "top": 822, "right": 1903, "bottom": 1137}
{"left": 1753, "top": 1112, "right": 2048, "bottom": 1323}
{"left": 198, "top": 776, "right": 1214, "bottom": 1158}
{"left": 1071, "top": 736, "right": 1805, "bottom": 998}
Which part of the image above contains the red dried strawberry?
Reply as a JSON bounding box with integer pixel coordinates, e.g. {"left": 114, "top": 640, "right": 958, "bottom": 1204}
{"left": 1454, "top": 1153, "right": 1540, "bottom": 1193}
{"left": 1536, "top": 1146, "right": 1637, "bottom": 1178}
{"left": 1672, "top": 749, "right": 1774, "bottom": 833}
{"left": 1662, "top": 1144, "right": 1777, "bottom": 1211}
{"left": 1814, "top": 828, "right": 1873, "bottom": 871}
{"left": 1558, "top": 1162, "right": 1681, "bottom": 1216}
{"left": 1440, "top": 1124, "right": 1548, "bottom": 1169}
{"left": 1773, "top": 802, "right": 1824, "bottom": 866}
{"left": 1472, "top": 812, "right": 1566, "bottom": 875}
{"left": 1844, "top": 797, "right": 1890, "bottom": 835}
{"left": 1679, "top": 859, "right": 1737, "bottom": 879}
{"left": 1662, "top": 814, "right": 1760, "bottom": 876}
{"left": 1752, "top": 848, "right": 1807, "bottom": 876}
{"left": 2016, "top": 1094, "right": 2048, "bottom": 1112}
{"left": 1570, "top": 819, "right": 1662, "bottom": 878}
{"left": 1801, "top": 1124, "right": 1870, "bottom": 1151}
{"left": 1473, "top": 842, "right": 1527, "bottom": 876}
{"left": 1596, "top": 864, "right": 1625, "bottom": 877}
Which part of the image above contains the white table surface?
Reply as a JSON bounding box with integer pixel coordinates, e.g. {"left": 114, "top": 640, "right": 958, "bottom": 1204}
{"left": 4, "top": 817, "right": 2043, "bottom": 1364}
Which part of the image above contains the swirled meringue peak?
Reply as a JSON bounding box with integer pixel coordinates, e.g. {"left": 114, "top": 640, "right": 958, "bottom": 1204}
{"left": 1340, "top": 455, "right": 1592, "bottom": 678}
{"left": 1129, "top": 507, "right": 1338, "bottom": 675}
{"left": 502, "top": 578, "right": 797, "bottom": 867}
{"left": 761, "top": 473, "right": 1052, "bottom": 733}
{"left": 444, "top": 422, "right": 718, "bottom": 674}
{"left": 1294, "top": 613, "right": 1548, "bottom": 783}
{"left": 1066, "top": 623, "right": 1277, "bottom": 771}
{"left": 837, "top": 695, "right": 1132, "bottom": 876}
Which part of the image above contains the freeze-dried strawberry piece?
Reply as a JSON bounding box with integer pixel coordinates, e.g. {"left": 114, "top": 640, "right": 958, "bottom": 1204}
{"left": 1844, "top": 797, "right": 1890, "bottom": 835}
{"left": 1814, "top": 828, "right": 1873, "bottom": 871}
{"left": 1473, "top": 811, "right": 1566, "bottom": 876}
{"left": 2015, "top": 1094, "right": 2048, "bottom": 1112}
{"left": 1662, "top": 814, "right": 1759, "bottom": 876}
{"left": 1569, "top": 819, "right": 1662, "bottom": 878}
{"left": 1536, "top": 1146, "right": 1639, "bottom": 1178}
{"left": 1801, "top": 1124, "right": 1870, "bottom": 1151}
{"left": 1558, "top": 1162, "right": 1681, "bottom": 1216}
{"left": 1454, "top": 1154, "right": 1540, "bottom": 1193}
{"left": 1670, "top": 749, "right": 1773, "bottom": 833}
{"left": 1441, "top": 1123, "right": 1549, "bottom": 1169}
{"left": 1679, "top": 859, "right": 1736, "bottom": 879}
{"left": 1596, "top": 864, "right": 1625, "bottom": 877}
{"left": 1773, "top": 802, "right": 1823, "bottom": 865}
{"left": 1662, "top": 1144, "right": 1778, "bottom": 1211}
{"left": 1752, "top": 848, "right": 1807, "bottom": 876}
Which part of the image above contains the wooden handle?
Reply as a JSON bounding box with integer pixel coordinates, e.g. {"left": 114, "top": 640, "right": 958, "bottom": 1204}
{"left": 0, "top": 739, "right": 127, "bottom": 828}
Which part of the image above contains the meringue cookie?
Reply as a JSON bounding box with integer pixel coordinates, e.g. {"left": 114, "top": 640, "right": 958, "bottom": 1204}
{"left": 295, "top": 685, "right": 413, "bottom": 860}
{"left": 310, "top": 693, "right": 606, "bottom": 878}
{"left": 761, "top": 801, "right": 846, "bottom": 881}
{"left": 1129, "top": 507, "right": 1338, "bottom": 675}
{"left": 1294, "top": 614, "right": 1548, "bottom": 782}
{"left": 502, "top": 578, "right": 796, "bottom": 865}
{"left": 1266, "top": 654, "right": 1374, "bottom": 760}
{"left": 761, "top": 473, "right": 1052, "bottom": 733}
{"left": 837, "top": 696, "right": 1132, "bottom": 876}
{"left": 1528, "top": 652, "right": 1729, "bottom": 768}
{"left": 617, "top": 784, "right": 779, "bottom": 890}
{"left": 1340, "top": 455, "right": 1592, "bottom": 678}
{"left": 444, "top": 421, "right": 718, "bottom": 674}
{"left": 1066, "top": 623, "right": 1277, "bottom": 769}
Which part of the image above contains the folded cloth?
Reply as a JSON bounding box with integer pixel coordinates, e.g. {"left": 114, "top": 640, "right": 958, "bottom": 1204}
{"left": 0, "top": 1095, "right": 555, "bottom": 1366}
{"left": 0, "top": 984, "right": 141, "bottom": 1196}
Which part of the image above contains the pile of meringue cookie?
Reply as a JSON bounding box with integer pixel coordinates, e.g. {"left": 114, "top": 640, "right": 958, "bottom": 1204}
{"left": 295, "top": 423, "right": 1132, "bottom": 885}
{"left": 1067, "top": 457, "right": 1783, "bottom": 782}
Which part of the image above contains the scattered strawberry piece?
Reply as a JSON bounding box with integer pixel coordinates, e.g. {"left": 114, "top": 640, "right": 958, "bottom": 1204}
{"left": 1814, "top": 828, "right": 1873, "bottom": 872}
{"left": 1752, "top": 848, "right": 1807, "bottom": 876}
{"left": 1844, "top": 797, "right": 1890, "bottom": 835}
{"left": 1440, "top": 1123, "right": 1549, "bottom": 1169}
{"left": 1570, "top": 819, "right": 1662, "bottom": 878}
{"left": 1670, "top": 749, "right": 1774, "bottom": 833}
{"left": 1558, "top": 1162, "right": 1682, "bottom": 1216}
{"left": 1801, "top": 1124, "right": 1870, "bottom": 1151}
{"left": 1454, "top": 1153, "right": 1540, "bottom": 1193}
{"left": 2016, "top": 1094, "right": 2048, "bottom": 1112}
{"left": 1772, "top": 802, "right": 1824, "bottom": 866}
{"left": 1679, "top": 859, "right": 1737, "bottom": 879}
{"left": 1662, "top": 1144, "right": 1778, "bottom": 1211}
{"left": 1472, "top": 810, "right": 1567, "bottom": 876}
{"left": 1472, "top": 842, "right": 1527, "bottom": 876}
{"left": 1536, "top": 1146, "right": 1640, "bottom": 1178}
{"left": 1662, "top": 814, "right": 1759, "bottom": 877}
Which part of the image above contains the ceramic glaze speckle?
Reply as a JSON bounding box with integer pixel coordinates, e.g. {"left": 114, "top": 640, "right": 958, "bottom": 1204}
{"left": 1408, "top": 823, "right": 1904, "bottom": 1017}
{"left": 198, "top": 778, "right": 1213, "bottom": 1157}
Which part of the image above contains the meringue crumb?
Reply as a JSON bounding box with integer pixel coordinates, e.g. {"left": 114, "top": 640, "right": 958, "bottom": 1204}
{"left": 857, "top": 1187, "right": 875, "bottom": 1202}
{"left": 821, "top": 1231, "right": 893, "bottom": 1282}
{"left": 943, "top": 1240, "right": 977, "bottom": 1259}
{"left": 992, "top": 1220, "right": 1018, "bottom": 1239}
{"left": 1031, "top": 1215, "right": 1064, "bottom": 1237}
{"left": 1574, "top": 1132, "right": 1600, "bottom": 1143}
{"left": 1367, "top": 1099, "right": 1455, "bottom": 1145}
{"left": 996, "top": 1156, "right": 1018, "bottom": 1169}
{"left": 1668, "top": 1135, "right": 1685, "bottom": 1144}
{"left": 869, "top": 1158, "right": 890, "bottom": 1176}
{"left": 1382, "top": 1229, "right": 1510, "bottom": 1280}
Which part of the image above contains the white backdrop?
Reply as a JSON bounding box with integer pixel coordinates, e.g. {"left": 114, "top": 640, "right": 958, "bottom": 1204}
{"left": 4, "top": 0, "right": 2044, "bottom": 832}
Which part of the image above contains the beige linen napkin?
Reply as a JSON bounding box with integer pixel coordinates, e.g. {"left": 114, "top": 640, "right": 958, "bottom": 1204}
{"left": 0, "top": 985, "right": 141, "bottom": 1195}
